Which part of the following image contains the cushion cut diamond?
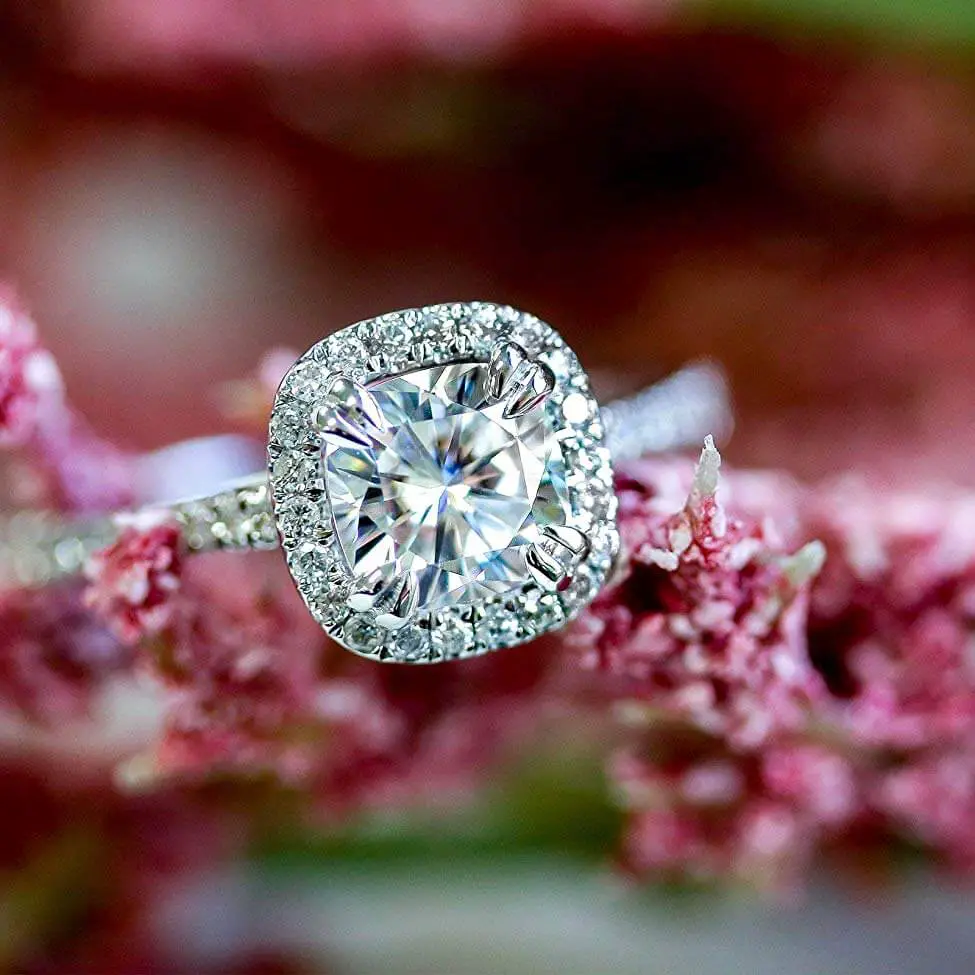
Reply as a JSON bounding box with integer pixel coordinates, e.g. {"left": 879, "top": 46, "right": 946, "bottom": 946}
{"left": 322, "top": 361, "right": 571, "bottom": 612}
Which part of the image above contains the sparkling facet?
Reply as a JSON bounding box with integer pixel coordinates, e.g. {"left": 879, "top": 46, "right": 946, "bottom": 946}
{"left": 270, "top": 407, "right": 308, "bottom": 449}
{"left": 272, "top": 452, "right": 321, "bottom": 493}
{"left": 344, "top": 616, "right": 380, "bottom": 651}
{"left": 432, "top": 618, "right": 471, "bottom": 657}
{"left": 392, "top": 625, "right": 427, "bottom": 662}
{"left": 277, "top": 497, "right": 319, "bottom": 542}
{"left": 322, "top": 361, "right": 572, "bottom": 613}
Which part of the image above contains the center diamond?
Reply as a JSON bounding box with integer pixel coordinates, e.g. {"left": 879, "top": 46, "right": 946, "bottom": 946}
{"left": 322, "top": 361, "right": 571, "bottom": 612}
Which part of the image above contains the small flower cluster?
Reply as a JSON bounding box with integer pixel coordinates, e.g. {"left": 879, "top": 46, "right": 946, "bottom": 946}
{"left": 807, "top": 482, "right": 975, "bottom": 869}
{"left": 0, "top": 581, "right": 130, "bottom": 724}
{"left": 572, "top": 444, "right": 975, "bottom": 891}
{"left": 580, "top": 438, "right": 825, "bottom": 750}
{"left": 84, "top": 517, "right": 183, "bottom": 645}
{"left": 611, "top": 740, "right": 858, "bottom": 892}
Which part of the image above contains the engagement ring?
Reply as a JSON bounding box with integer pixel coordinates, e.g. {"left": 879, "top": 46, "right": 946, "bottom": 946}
{"left": 0, "top": 302, "right": 729, "bottom": 664}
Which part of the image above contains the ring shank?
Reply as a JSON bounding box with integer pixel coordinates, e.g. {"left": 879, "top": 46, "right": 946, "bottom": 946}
{"left": 0, "top": 362, "right": 730, "bottom": 589}
{"left": 601, "top": 361, "right": 731, "bottom": 461}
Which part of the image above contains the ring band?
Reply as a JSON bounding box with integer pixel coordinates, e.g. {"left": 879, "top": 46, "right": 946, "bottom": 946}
{"left": 0, "top": 303, "right": 730, "bottom": 664}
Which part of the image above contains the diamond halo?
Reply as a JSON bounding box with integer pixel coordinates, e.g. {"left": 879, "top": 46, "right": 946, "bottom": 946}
{"left": 268, "top": 302, "right": 619, "bottom": 663}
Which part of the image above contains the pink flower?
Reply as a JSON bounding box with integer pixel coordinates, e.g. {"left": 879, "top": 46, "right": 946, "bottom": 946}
{"left": 805, "top": 481, "right": 975, "bottom": 750}
{"left": 876, "top": 750, "right": 975, "bottom": 870}
{"left": 760, "top": 743, "right": 858, "bottom": 828}
{"left": 113, "top": 549, "right": 556, "bottom": 809}
{"left": 614, "top": 747, "right": 817, "bottom": 893}
{"left": 310, "top": 639, "right": 554, "bottom": 814}
{"left": 613, "top": 740, "right": 859, "bottom": 893}
{"left": 84, "top": 519, "right": 183, "bottom": 644}
{"left": 64, "top": 0, "right": 665, "bottom": 73}
{"left": 0, "top": 583, "right": 129, "bottom": 723}
{"left": 136, "top": 552, "right": 324, "bottom": 786}
{"left": 0, "top": 290, "right": 63, "bottom": 449}
{"left": 0, "top": 289, "right": 134, "bottom": 511}
{"left": 578, "top": 438, "right": 826, "bottom": 749}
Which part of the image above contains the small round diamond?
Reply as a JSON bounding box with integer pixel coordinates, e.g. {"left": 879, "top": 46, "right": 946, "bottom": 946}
{"left": 315, "top": 336, "right": 367, "bottom": 377}
{"left": 562, "top": 392, "right": 591, "bottom": 424}
{"left": 344, "top": 616, "right": 380, "bottom": 652}
{"left": 271, "top": 408, "right": 309, "bottom": 450}
{"left": 277, "top": 498, "right": 319, "bottom": 543}
{"left": 272, "top": 452, "right": 320, "bottom": 494}
{"left": 246, "top": 512, "right": 278, "bottom": 547}
{"left": 419, "top": 308, "right": 447, "bottom": 337}
{"left": 433, "top": 619, "right": 470, "bottom": 658}
{"left": 472, "top": 305, "right": 497, "bottom": 330}
{"left": 380, "top": 319, "right": 413, "bottom": 348}
{"left": 484, "top": 606, "right": 521, "bottom": 650}
{"left": 290, "top": 547, "right": 331, "bottom": 589}
{"left": 392, "top": 626, "right": 427, "bottom": 662}
{"left": 285, "top": 360, "right": 324, "bottom": 402}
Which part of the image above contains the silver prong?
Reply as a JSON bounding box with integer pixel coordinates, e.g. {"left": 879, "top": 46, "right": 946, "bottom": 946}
{"left": 488, "top": 341, "right": 556, "bottom": 419}
{"left": 526, "top": 524, "right": 591, "bottom": 592}
{"left": 526, "top": 544, "right": 565, "bottom": 592}
{"left": 313, "top": 376, "right": 385, "bottom": 444}
{"left": 348, "top": 569, "right": 419, "bottom": 629}
{"left": 488, "top": 341, "right": 529, "bottom": 398}
{"left": 541, "top": 524, "right": 591, "bottom": 558}
{"left": 348, "top": 567, "right": 387, "bottom": 612}
{"left": 501, "top": 361, "right": 556, "bottom": 419}
{"left": 375, "top": 571, "right": 419, "bottom": 630}
{"left": 326, "top": 377, "right": 385, "bottom": 428}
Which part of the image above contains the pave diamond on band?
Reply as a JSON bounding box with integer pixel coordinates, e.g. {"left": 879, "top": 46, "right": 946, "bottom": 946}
{"left": 0, "top": 302, "right": 731, "bottom": 665}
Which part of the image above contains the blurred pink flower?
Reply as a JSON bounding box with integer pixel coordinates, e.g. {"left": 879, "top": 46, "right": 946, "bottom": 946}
{"left": 0, "top": 583, "right": 128, "bottom": 723}
{"left": 310, "top": 640, "right": 554, "bottom": 814}
{"left": 108, "top": 547, "right": 555, "bottom": 813}
{"left": 0, "top": 290, "right": 134, "bottom": 511}
{"left": 63, "top": 0, "right": 664, "bottom": 72}
{"left": 0, "top": 289, "right": 62, "bottom": 450}
{"left": 138, "top": 552, "right": 325, "bottom": 786}
{"left": 805, "top": 481, "right": 975, "bottom": 750}
{"left": 84, "top": 519, "right": 183, "bottom": 645}
{"left": 877, "top": 750, "right": 975, "bottom": 871}
{"left": 761, "top": 742, "right": 858, "bottom": 828}
{"left": 578, "top": 438, "right": 826, "bottom": 749}
{"left": 613, "top": 746, "right": 823, "bottom": 893}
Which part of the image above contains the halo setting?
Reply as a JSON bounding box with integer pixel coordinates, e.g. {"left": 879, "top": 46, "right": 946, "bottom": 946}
{"left": 269, "top": 303, "right": 618, "bottom": 663}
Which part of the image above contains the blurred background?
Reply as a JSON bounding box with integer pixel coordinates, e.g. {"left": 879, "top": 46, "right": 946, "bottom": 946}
{"left": 2, "top": 1, "right": 975, "bottom": 972}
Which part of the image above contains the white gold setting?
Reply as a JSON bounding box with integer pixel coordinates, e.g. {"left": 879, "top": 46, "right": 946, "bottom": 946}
{"left": 268, "top": 302, "right": 619, "bottom": 663}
